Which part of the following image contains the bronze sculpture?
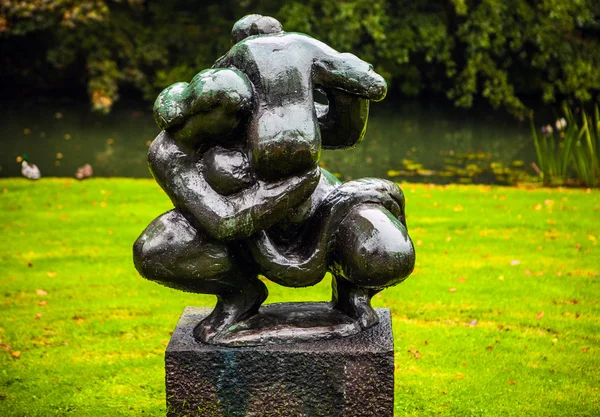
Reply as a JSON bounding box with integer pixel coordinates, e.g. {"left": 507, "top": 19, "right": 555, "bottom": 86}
{"left": 133, "top": 14, "right": 415, "bottom": 347}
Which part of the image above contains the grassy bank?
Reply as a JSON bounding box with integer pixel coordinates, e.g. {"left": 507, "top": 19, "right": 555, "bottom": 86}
{"left": 1, "top": 178, "right": 599, "bottom": 416}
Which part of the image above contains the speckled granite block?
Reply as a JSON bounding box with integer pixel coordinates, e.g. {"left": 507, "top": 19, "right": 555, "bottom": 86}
{"left": 165, "top": 305, "right": 394, "bottom": 417}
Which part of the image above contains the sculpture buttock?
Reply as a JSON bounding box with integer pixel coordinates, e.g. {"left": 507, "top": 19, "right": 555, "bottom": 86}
{"left": 133, "top": 14, "right": 415, "bottom": 347}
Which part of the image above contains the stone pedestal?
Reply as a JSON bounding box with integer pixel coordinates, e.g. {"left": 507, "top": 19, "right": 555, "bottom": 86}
{"left": 165, "top": 305, "right": 394, "bottom": 417}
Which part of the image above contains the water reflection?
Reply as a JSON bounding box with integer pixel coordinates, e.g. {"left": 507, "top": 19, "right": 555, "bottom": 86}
{"left": 0, "top": 98, "right": 536, "bottom": 184}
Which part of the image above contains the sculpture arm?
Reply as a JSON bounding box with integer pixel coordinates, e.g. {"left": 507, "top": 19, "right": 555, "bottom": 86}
{"left": 310, "top": 39, "right": 388, "bottom": 102}
{"left": 149, "top": 131, "right": 320, "bottom": 240}
{"left": 317, "top": 88, "right": 370, "bottom": 150}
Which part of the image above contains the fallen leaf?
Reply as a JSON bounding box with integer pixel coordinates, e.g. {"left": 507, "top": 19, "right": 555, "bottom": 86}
{"left": 73, "top": 316, "right": 85, "bottom": 324}
{"left": 449, "top": 288, "right": 457, "bottom": 293}
{"left": 508, "top": 380, "right": 515, "bottom": 385}
{"left": 35, "top": 313, "right": 42, "bottom": 319}
{"left": 458, "top": 277, "right": 466, "bottom": 283}
{"left": 582, "top": 347, "right": 589, "bottom": 353}
{"left": 486, "top": 345, "right": 494, "bottom": 350}
{"left": 27, "top": 262, "right": 33, "bottom": 267}
{"left": 36, "top": 289, "right": 47, "bottom": 296}
{"left": 510, "top": 260, "right": 520, "bottom": 265}
{"left": 47, "top": 272, "right": 57, "bottom": 278}
{"left": 536, "top": 311, "right": 544, "bottom": 320}
{"left": 407, "top": 350, "right": 421, "bottom": 359}
{"left": 38, "top": 301, "right": 47, "bottom": 306}
{"left": 469, "top": 320, "right": 478, "bottom": 327}
{"left": 4, "top": 345, "right": 12, "bottom": 352}
{"left": 11, "top": 351, "right": 21, "bottom": 358}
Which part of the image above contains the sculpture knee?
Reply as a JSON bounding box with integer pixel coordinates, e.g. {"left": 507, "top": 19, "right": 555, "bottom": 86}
{"left": 333, "top": 204, "right": 415, "bottom": 289}
{"left": 132, "top": 210, "right": 237, "bottom": 287}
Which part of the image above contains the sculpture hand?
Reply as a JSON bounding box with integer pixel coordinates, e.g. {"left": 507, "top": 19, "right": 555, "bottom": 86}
{"left": 312, "top": 41, "right": 387, "bottom": 102}
{"left": 149, "top": 130, "right": 320, "bottom": 240}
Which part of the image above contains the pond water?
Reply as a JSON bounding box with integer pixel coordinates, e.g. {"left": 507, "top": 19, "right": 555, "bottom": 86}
{"left": 0, "top": 97, "right": 539, "bottom": 184}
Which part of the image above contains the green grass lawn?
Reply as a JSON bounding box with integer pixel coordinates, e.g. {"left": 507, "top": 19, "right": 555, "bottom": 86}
{"left": 1, "top": 178, "right": 599, "bottom": 416}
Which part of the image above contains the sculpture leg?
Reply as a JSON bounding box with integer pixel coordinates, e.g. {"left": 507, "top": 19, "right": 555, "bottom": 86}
{"left": 133, "top": 209, "right": 267, "bottom": 342}
{"left": 330, "top": 203, "right": 415, "bottom": 328}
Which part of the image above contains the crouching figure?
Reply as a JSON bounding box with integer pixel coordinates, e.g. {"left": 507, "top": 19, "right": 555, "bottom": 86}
{"left": 133, "top": 15, "right": 415, "bottom": 346}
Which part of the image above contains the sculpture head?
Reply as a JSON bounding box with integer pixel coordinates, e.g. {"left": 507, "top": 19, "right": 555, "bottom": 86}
{"left": 231, "top": 14, "right": 283, "bottom": 44}
{"left": 153, "top": 68, "right": 253, "bottom": 149}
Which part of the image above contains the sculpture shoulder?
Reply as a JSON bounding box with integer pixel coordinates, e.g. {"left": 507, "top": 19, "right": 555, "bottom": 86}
{"left": 148, "top": 131, "right": 187, "bottom": 172}
{"left": 214, "top": 32, "right": 325, "bottom": 66}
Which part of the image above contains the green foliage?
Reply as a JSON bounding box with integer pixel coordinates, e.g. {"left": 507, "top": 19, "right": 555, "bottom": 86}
{"left": 1, "top": 0, "right": 599, "bottom": 115}
{"left": 531, "top": 103, "right": 600, "bottom": 186}
{"left": 572, "top": 106, "right": 600, "bottom": 186}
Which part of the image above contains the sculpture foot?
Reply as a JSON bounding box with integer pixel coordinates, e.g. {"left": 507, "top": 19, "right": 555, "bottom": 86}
{"left": 193, "top": 279, "right": 268, "bottom": 343}
{"left": 197, "top": 302, "right": 362, "bottom": 347}
{"left": 332, "top": 276, "right": 380, "bottom": 329}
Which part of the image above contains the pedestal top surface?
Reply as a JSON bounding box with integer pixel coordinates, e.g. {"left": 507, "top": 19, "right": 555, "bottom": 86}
{"left": 167, "top": 304, "right": 393, "bottom": 354}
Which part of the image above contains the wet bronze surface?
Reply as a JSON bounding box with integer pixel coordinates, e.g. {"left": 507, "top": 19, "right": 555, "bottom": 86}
{"left": 133, "top": 14, "right": 415, "bottom": 347}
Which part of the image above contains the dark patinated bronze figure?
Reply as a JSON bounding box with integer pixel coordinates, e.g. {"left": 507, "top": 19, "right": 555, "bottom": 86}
{"left": 133, "top": 14, "right": 415, "bottom": 347}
